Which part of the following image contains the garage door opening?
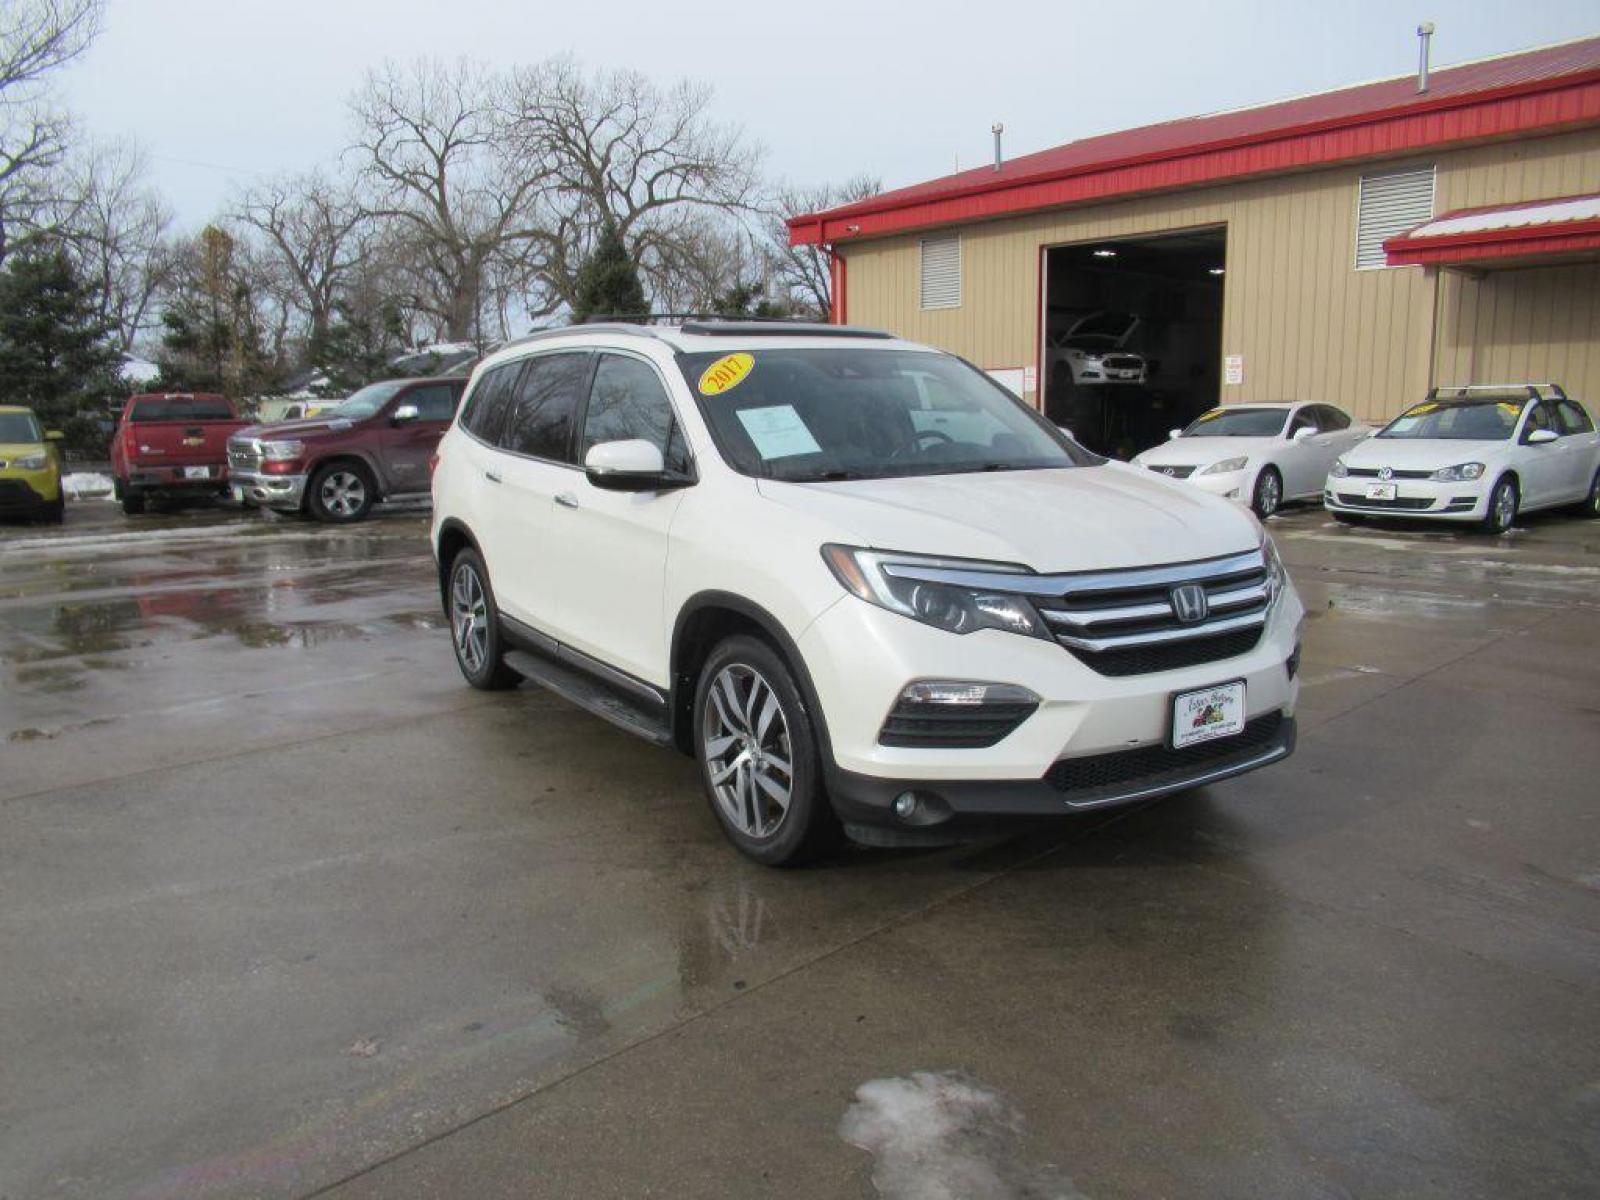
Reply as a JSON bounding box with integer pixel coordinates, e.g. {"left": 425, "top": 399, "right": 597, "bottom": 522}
{"left": 1042, "top": 227, "right": 1226, "bottom": 460}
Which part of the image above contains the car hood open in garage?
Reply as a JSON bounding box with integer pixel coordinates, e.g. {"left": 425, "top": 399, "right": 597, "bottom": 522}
{"left": 758, "top": 462, "right": 1261, "bottom": 571}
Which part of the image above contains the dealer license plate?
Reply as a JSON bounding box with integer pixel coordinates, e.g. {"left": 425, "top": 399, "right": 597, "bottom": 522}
{"left": 1171, "top": 681, "right": 1246, "bottom": 749}
{"left": 184, "top": 466, "right": 212, "bottom": 479}
{"left": 1365, "top": 482, "right": 1397, "bottom": 501}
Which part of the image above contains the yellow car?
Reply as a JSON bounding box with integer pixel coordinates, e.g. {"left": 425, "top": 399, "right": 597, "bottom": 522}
{"left": 0, "top": 405, "right": 65, "bottom": 524}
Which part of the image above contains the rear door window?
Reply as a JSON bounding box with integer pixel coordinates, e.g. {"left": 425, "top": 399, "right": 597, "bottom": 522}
{"left": 406, "top": 385, "right": 458, "bottom": 423}
{"left": 580, "top": 354, "right": 690, "bottom": 473}
{"left": 1555, "top": 399, "right": 1594, "bottom": 435}
{"left": 460, "top": 364, "right": 523, "bottom": 445}
{"left": 503, "top": 352, "right": 592, "bottom": 463}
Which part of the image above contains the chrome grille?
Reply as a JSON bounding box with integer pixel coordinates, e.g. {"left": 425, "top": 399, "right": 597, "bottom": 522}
{"left": 228, "top": 438, "right": 262, "bottom": 472}
{"left": 1029, "top": 549, "right": 1271, "bottom": 676}
{"left": 1344, "top": 467, "right": 1432, "bottom": 479}
{"left": 1103, "top": 355, "right": 1143, "bottom": 371}
{"left": 1147, "top": 464, "right": 1196, "bottom": 479}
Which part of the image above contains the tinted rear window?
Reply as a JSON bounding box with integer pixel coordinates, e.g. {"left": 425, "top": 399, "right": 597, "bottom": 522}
{"left": 129, "top": 397, "right": 234, "bottom": 421}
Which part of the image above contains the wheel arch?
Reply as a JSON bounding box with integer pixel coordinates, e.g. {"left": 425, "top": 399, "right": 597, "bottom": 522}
{"left": 669, "top": 592, "right": 834, "bottom": 763}
{"left": 434, "top": 518, "right": 481, "bottom": 617}
{"left": 308, "top": 452, "right": 385, "bottom": 502}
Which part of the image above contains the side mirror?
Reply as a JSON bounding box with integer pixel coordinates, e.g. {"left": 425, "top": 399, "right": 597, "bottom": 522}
{"left": 391, "top": 403, "right": 420, "bottom": 424}
{"left": 1168, "top": 428, "right": 1183, "bottom": 441}
{"left": 584, "top": 439, "right": 689, "bottom": 492}
{"left": 1526, "top": 427, "right": 1558, "bottom": 445}
{"left": 45, "top": 430, "right": 64, "bottom": 441}
{"left": 1292, "top": 426, "right": 1315, "bottom": 442}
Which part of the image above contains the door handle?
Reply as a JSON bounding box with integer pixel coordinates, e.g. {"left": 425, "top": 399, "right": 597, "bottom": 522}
{"left": 484, "top": 469, "right": 502, "bottom": 484}
{"left": 554, "top": 492, "right": 579, "bottom": 509}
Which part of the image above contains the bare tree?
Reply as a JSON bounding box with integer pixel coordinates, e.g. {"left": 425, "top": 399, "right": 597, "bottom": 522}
{"left": 0, "top": 0, "right": 103, "bottom": 260}
{"left": 234, "top": 169, "right": 367, "bottom": 353}
{"left": 503, "top": 57, "right": 763, "bottom": 312}
{"left": 766, "top": 176, "right": 880, "bottom": 319}
{"left": 63, "top": 139, "right": 175, "bottom": 353}
{"left": 348, "top": 58, "right": 551, "bottom": 343}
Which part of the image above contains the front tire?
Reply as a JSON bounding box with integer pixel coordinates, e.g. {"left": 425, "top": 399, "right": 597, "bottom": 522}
{"left": 447, "top": 549, "right": 519, "bottom": 690}
{"left": 43, "top": 494, "right": 65, "bottom": 524}
{"left": 1480, "top": 475, "right": 1518, "bottom": 535}
{"left": 1251, "top": 466, "right": 1283, "bottom": 518}
{"left": 307, "top": 462, "right": 375, "bottom": 523}
{"left": 1578, "top": 468, "right": 1600, "bottom": 519}
{"left": 693, "top": 635, "right": 837, "bottom": 866}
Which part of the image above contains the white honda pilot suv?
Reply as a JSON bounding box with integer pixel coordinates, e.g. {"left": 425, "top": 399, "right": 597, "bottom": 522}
{"left": 431, "top": 321, "right": 1304, "bottom": 865}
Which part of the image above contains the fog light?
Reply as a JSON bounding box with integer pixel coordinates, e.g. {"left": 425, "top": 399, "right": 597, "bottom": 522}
{"left": 893, "top": 792, "right": 919, "bottom": 819}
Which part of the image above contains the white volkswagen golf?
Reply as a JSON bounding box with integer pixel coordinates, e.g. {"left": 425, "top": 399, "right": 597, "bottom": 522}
{"left": 1325, "top": 385, "right": 1600, "bottom": 534}
{"left": 1132, "top": 402, "right": 1371, "bottom": 518}
{"left": 431, "top": 321, "right": 1304, "bottom": 865}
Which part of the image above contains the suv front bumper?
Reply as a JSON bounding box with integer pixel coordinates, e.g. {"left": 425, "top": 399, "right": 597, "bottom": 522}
{"left": 231, "top": 469, "right": 307, "bottom": 511}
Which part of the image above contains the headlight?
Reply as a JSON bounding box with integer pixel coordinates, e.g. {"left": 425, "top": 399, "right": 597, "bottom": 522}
{"left": 259, "top": 440, "right": 305, "bottom": 461}
{"left": 1430, "top": 462, "right": 1485, "bottom": 482}
{"left": 821, "top": 545, "right": 1045, "bottom": 637}
{"left": 1330, "top": 459, "right": 1349, "bottom": 478}
{"left": 1202, "top": 456, "right": 1248, "bottom": 475}
{"left": 1262, "top": 535, "right": 1287, "bottom": 611}
{"left": 14, "top": 452, "right": 48, "bottom": 470}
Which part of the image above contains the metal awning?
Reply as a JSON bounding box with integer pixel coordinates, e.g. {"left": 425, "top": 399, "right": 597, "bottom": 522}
{"left": 1384, "top": 193, "right": 1600, "bottom": 268}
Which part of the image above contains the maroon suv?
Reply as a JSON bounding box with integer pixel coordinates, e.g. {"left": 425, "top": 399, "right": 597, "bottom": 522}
{"left": 227, "top": 377, "right": 465, "bottom": 522}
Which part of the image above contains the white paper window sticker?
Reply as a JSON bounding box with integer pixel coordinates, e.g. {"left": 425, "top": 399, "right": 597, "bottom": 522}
{"left": 1388, "top": 416, "right": 1422, "bottom": 434}
{"left": 735, "top": 405, "right": 822, "bottom": 460}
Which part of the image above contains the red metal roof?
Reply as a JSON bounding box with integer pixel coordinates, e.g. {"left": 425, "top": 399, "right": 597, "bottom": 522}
{"left": 790, "top": 38, "right": 1600, "bottom": 246}
{"left": 1384, "top": 191, "right": 1600, "bottom": 265}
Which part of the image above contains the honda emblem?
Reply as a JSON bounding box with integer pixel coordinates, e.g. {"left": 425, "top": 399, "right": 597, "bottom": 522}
{"left": 1171, "top": 583, "right": 1209, "bottom": 624}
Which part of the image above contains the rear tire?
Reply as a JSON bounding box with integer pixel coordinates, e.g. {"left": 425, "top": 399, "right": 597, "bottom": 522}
{"left": 119, "top": 489, "right": 146, "bottom": 516}
{"left": 1251, "top": 466, "right": 1283, "bottom": 518}
{"left": 693, "top": 634, "right": 838, "bottom": 867}
{"left": 1480, "top": 475, "right": 1518, "bottom": 535}
{"left": 307, "top": 461, "right": 375, "bottom": 523}
{"left": 446, "top": 549, "right": 520, "bottom": 690}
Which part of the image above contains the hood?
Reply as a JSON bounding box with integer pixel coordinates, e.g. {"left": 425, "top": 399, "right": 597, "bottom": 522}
{"left": 233, "top": 415, "right": 359, "bottom": 441}
{"left": 756, "top": 462, "right": 1261, "bottom": 573}
{"left": 1063, "top": 311, "right": 1139, "bottom": 349}
{"left": 1135, "top": 436, "right": 1269, "bottom": 468}
{"left": 0, "top": 441, "right": 46, "bottom": 456}
{"left": 1341, "top": 437, "right": 1513, "bottom": 471}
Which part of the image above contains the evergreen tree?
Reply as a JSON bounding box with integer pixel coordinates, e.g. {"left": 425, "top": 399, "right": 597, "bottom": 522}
{"left": 156, "top": 225, "right": 276, "bottom": 396}
{"left": 0, "top": 247, "right": 120, "bottom": 428}
{"left": 570, "top": 223, "right": 647, "bottom": 323}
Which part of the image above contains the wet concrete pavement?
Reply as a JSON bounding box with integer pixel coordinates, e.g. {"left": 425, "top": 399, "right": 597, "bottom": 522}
{"left": 1, "top": 500, "right": 1597, "bottom": 1198}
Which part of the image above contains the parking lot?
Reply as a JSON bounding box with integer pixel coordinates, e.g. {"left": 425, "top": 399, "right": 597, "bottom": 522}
{"left": 2, "top": 500, "right": 1598, "bottom": 1199}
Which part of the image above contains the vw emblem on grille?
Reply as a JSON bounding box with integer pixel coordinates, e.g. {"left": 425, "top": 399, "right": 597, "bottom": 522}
{"left": 1170, "top": 583, "right": 1209, "bottom": 624}
{"left": 1378, "top": 466, "right": 1394, "bottom": 481}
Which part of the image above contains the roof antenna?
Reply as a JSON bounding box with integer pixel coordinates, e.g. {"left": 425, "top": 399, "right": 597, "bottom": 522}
{"left": 992, "top": 123, "right": 1004, "bottom": 171}
{"left": 1416, "top": 21, "right": 1435, "bottom": 93}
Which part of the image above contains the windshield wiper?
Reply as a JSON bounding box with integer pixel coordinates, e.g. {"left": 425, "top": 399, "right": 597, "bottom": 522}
{"left": 786, "top": 469, "right": 868, "bottom": 482}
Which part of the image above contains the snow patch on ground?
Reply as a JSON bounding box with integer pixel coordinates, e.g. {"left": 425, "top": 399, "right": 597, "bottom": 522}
{"left": 60, "top": 472, "right": 115, "bottom": 499}
{"left": 840, "top": 1071, "right": 1084, "bottom": 1200}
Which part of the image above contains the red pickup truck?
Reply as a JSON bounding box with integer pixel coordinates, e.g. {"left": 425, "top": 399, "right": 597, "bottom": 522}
{"left": 111, "top": 393, "right": 248, "bottom": 515}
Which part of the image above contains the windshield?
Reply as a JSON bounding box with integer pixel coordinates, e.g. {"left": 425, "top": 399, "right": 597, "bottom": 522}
{"left": 1181, "top": 408, "right": 1289, "bottom": 438}
{"left": 0, "top": 411, "right": 43, "bottom": 443}
{"left": 331, "top": 381, "right": 406, "bottom": 421}
{"left": 1378, "top": 398, "right": 1524, "bottom": 441}
{"left": 676, "top": 347, "right": 1098, "bottom": 482}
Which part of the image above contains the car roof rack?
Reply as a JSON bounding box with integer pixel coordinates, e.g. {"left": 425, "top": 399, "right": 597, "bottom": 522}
{"left": 580, "top": 313, "right": 895, "bottom": 339}
{"left": 1426, "top": 383, "right": 1566, "bottom": 402}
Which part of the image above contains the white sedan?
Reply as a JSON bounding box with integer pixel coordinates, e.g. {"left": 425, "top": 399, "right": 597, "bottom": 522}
{"left": 1132, "top": 402, "right": 1371, "bottom": 518}
{"left": 1326, "top": 385, "right": 1600, "bottom": 533}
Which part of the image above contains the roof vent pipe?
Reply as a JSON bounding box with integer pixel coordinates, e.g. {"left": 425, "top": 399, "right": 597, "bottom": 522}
{"left": 1416, "top": 21, "right": 1435, "bottom": 93}
{"left": 992, "top": 123, "right": 1004, "bottom": 171}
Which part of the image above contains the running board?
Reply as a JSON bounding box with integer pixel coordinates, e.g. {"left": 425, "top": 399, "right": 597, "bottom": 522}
{"left": 503, "top": 650, "right": 674, "bottom": 746}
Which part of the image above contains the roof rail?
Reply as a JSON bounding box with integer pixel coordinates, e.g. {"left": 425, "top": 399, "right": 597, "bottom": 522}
{"left": 1429, "top": 382, "right": 1566, "bottom": 400}
{"left": 580, "top": 312, "right": 797, "bottom": 325}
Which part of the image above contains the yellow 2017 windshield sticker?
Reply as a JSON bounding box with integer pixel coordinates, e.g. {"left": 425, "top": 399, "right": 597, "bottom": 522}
{"left": 699, "top": 353, "right": 754, "bottom": 396}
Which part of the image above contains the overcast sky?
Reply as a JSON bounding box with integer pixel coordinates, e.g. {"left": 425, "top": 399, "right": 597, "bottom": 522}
{"left": 58, "top": 0, "right": 1600, "bottom": 229}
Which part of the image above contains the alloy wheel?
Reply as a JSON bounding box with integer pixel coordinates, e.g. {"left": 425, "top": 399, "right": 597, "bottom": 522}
{"left": 1256, "top": 470, "right": 1281, "bottom": 517}
{"left": 702, "top": 663, "right": 794, "bottom": 839}
{"left": 320, "top": 470, "right": 367, "bottom": 518}
{"left": 451, "top": 563, "right": 488, "bottom": 673}
{"left": 1493, "top": 481, "right": 1517, "bottom": 531}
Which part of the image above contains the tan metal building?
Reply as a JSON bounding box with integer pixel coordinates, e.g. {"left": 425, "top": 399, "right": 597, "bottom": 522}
{"left": 789, "top": 38, "right": 1600, "bottom": 445}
